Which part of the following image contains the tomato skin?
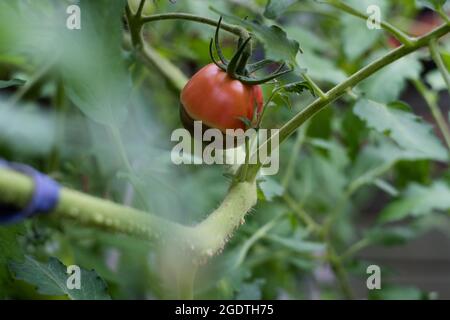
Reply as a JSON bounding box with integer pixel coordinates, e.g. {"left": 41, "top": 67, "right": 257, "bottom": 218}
{"left": 180, "top": 64, "right": 264, "bottom": 132}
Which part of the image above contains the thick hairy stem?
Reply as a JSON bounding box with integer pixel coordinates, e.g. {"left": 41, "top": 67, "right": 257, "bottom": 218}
{"left": 184, "top": 181, "right": 257, "bottom": 259}
{"left": 0, "top": 168, "right": 256, "bottom": 261}
{"left": 0, "top": 168, "right": 181, "bottom": 240}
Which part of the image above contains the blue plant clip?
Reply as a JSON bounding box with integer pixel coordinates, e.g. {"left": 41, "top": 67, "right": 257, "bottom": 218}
{"left": 0, "top": 159, "right": 60, "bottom": 224}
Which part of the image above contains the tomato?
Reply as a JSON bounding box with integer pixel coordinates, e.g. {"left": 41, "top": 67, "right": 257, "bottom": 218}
{"left": 180, "top": 64, "right": 264, "bottom": 132}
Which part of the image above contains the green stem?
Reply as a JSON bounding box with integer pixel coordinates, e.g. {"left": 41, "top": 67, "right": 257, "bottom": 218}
{"left": 248, "top": 23, "right": 450, "bottom": 178}
{"left": 345, "top": 162, "right": 395, "bottom": 197}
{"left": 325, "top": 0, "right": 414, "bottom": 46}
{"left": 341, "top": 238, "right": 371, "bottom": 261}
{"left": 0, "top": 167, "right": 182, "bottom": 240}
{"left": 135, "top": 0, "right": 146, "bottom": 18}
{"left": 136, "top": 38, "right": 188, "bottom": 91}
{"left": 139, "top": 13, "right": 246, "bottom": 38}
{"left": 302, "top": 73, "right": 327, "bottom": 99}
{"left": 0, "top": 167, "right": 256, "bottom": 261}
{"left": 429, "top": 38, "right": 450, "bottom": 98}
{"left": 438, "top": 9, "right": 450, "bottom": 25}
{"left": 281, "top": 123, "right": 308, "bottom": 189}
{"left": 125, "top": 4, "right": 142, "bottom": 48}
{"left": 233, "top": 213, "right": 284, "bottom": 269}
{"left": 283, "top": 194, "right": 320, "bottom": 232}
{"left": 239, "top": 136, "right": 250, "bottom": 182}
{"left": 413, "top": 79, "right": 450, "bottom": 152}
{"left": 327, "top": 244, "right": 354, "bottom": 299}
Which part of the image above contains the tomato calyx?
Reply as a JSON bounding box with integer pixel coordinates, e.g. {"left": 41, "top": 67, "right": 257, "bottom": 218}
{"left": 209, "top": 17, "right": 292, "bottom": 85}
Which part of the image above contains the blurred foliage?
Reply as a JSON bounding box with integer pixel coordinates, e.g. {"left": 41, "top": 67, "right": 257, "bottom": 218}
{"left": 0, "top": 0, "right": 450, "bottom": 300}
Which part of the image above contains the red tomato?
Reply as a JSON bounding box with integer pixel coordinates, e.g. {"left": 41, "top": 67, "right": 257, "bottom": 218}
{"left": 180, "top": 63, "right": 264, "bottom": 132}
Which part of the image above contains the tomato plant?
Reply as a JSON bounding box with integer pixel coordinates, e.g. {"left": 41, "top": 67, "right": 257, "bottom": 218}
{"left": 1, "top": 0, "right": 450, "bottom": 301}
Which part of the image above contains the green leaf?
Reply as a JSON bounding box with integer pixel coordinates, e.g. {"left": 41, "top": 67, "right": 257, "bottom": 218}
{"left": 0, "top": 226, "right": 24, "bottom": 297}
{"left": 271, "top": 81, "right": 316, "bottom": 109}
{"left": 285, "top": 26, "right": 331, "bottom": 53}
{"left": 365, "top": 226, "right": 418, "bottom": 246}
{"left": 359, "top": 54, "right": 422, "bottom": 103}
{"left": 0, "top": 79, "right": 25, "bottom": 89}
{"left": 264, "top": 0, "right": 296, "bottom": 20}
{"left": 10, "top": 256, "right": 111, "bottom": 300}
{"left": 281, "top": 81, "right": 315, "bottom": 96}
{"left": 266, "top": 234, "right": 325, "bottom": 253}
{"left": 348, "top": 139, "right": 438, "bottom": 194}
{"left": 296, "top": 52, "right": 347, "bottom": 85}
{"left": 416, "top": 0, "right": 447, "bottom": 10}
{"left": 369, "top": 285, "right": 429, "bottom": 300}
{"left": 210, "top": 8, "right": 300, "bottom": 66}
{"left": 354, "top": 99, "right": 448, "bottom": 162}
{"left": 379, "top": 182, "right": 450, "bottom": 223}
{"left": 340, "top": 0, "right": 389, "bottom": 60}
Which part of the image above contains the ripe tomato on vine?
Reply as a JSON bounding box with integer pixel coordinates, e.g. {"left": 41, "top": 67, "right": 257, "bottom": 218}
{"left": 180, "top": 17, "right": 291, "bottom": 139}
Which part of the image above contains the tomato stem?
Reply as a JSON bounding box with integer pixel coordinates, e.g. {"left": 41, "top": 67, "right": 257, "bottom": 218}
{"left": 226, "top": 37, "right": 252, "bottom": 77}
{"left": 209, "top": 39, "right": 227, "bottom": 71}
{"left": 214, "top": 17, "right": 229, "bottom": 65}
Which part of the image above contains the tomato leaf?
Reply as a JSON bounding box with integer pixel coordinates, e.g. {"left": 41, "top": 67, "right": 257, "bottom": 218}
{"left": 359, "top": 53, "right": 422, "bottom": 103}
{"left": 281, "top": 80, "right": 316, "bottom": 96}
{"left": 378, "top": 182, "right": 450, "bottom": 223}
{"left": 10, "top": 255, "right": 111, "bottom": 300}
{"left": 349, "top": 139, "right": 438, "bottom": 194}
{"left": 266, "top": 234, "right": 325, "bottom": 253}
{"left": 0, "top": 79, "right": 25, "bottom": 89}
{"left": 339, "top": 0, "right": 390, "bottom": 60}
{"left": 369, "top": 285, "right": 427, "bottom": 300}
{"left": 354, "top": 98, "right": 448, "bottom": 162}
{"left": 365, "top": 226, "right": 419, "bottom": 246}
{"left": 264, "top": 0, "right": 297, "bottom": 20}
{"left": 210, "top": 8, "right": 300, "bottom": 66}
{"left": 0, "top": 225, "right": 24, "bottom": 298}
